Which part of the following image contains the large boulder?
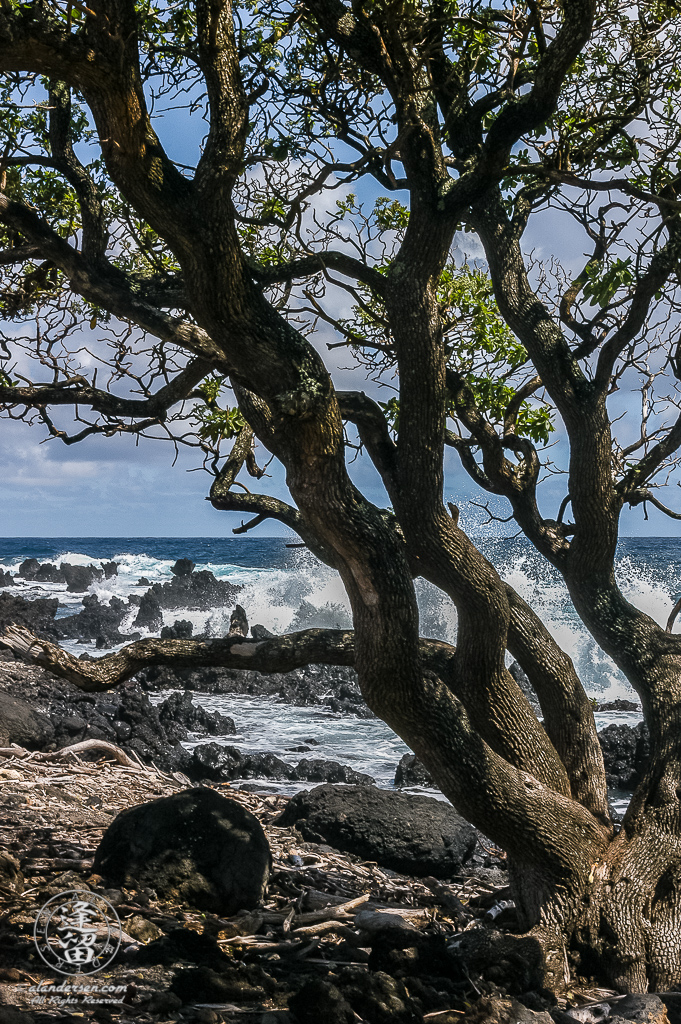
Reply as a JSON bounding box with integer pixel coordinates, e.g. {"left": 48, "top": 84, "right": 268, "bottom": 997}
{"left": 94, "top": 787, "right": 271, "bottom": 914}
{"left": 0, "top": 693, "right": 54, "bottom": 749}
{"left": 134, "top": 591, "right": 163, "bottom": 632}
{"left": 277, "top": 784, "right": 476, "bottom": 878}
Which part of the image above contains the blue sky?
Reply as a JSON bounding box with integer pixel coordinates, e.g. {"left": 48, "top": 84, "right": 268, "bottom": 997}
{"left": 1, "top": 85, "right": 680, "bottom": 538}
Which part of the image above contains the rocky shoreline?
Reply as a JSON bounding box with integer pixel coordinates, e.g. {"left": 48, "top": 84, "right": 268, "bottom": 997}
{"left": 0, "top": 564, "right": 665, "bottom": 1024}
{"left": 0, "top": 746, "right": 677, "bottom": 1024}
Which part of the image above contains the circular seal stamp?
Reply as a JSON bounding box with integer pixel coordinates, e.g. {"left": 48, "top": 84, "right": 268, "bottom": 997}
{"left": 33, "top": 889, "right": 122, "bottom": 975}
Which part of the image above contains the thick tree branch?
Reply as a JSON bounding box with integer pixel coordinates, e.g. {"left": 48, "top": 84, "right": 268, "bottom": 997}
{"left": 0, "top": 358, "right": 211, "bottom": 419}
{"left": 0, "top": 193, "right": 224, "bottom": 363}
{"left": 248, "top": 252, "right": 387, "bottom": 296}
{"left": 337, "top": 390, "right": 397, "bottom": 492}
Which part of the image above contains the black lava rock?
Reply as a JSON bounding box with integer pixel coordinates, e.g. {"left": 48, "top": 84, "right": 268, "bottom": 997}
{"left": 277, "top": 784, "right": 476, "bottom": 878}
{"left": 157, "top": 691, "right": 235, "bottom": 735}
{"left": 48, "top": 682, "right": 192, "bottom": 774}
{"left": 394, "top": 754, "right": 434, "bottom": 788}
{"left": 160, "top": 619, "right": 194, "bottom": 639}
{"left": 171, "top": 559, "right": 195, "bottom": 577}
{"left": 149, "top": 569, "right": 241, "bottom": 611}
{"left": 94, "top": 787, "right": 272, "bottom": 914}
{"left": 289, "top": 980, "right": 356, "bottom": 1024}
{"left": 134, "top": 591, "right": 163, "bottom": 632}
{"left": 138, "top": 662, "right": 372, "bottom": 718}
{"left": 56, "top": 594, "right": 139, "bottom": 645}
{"left": 170, "top": 964, "right": 275, "bottom": 1004}
{"left": 60, "top": 562, "right": 104, "bottom": 592}
{"left": 0, "top": 592, "right": 60, "bottom": 640}
{"left": 189, "top": 743, "right": 374, "bottom": 786}
{"left": 598, "top": 722, "right": 649, "bottom": 789}
{"left": 0, "top": 693, "right": 55, "bottom": 749}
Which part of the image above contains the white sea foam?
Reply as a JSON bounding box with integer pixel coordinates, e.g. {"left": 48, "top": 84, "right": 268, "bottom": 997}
{"left": 4, "top": 540, "right": 677, "bottom": 703}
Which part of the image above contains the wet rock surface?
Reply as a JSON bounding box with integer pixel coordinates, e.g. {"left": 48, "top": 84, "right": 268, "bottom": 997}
{"left": 158, "top": 691, "right": 236, "bottom": 736}
{"left": 55, "top": 594, "right": 141, "bottom": 645}
{"left": 395, "top": 753, "right": 434, "bottom": 788}
{"left": 190, "top": 742, "right": 374, "bottom": 786}
{"left": 147, "top": 567, "right": 242, "bottom": 611}
{"left": 0, "top": 593, "right": 60, "bottom": 640}
{"left": 598, "top": 722, "right": 649, "bottom": 789}
{"left": 395, "top": 723, "right": 650, "bottom": 798}
{"left": 94, "top": 787, "right": 272, "bottom": 914}
{"left": 138, "top": 661, "right": 373, "bottom": 717}
{"left": 277, "top": 784, "right": 477, "bottom": 878}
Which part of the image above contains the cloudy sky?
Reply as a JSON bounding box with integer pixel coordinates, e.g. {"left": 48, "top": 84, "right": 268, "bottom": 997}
{"left": 1, "top": 91, "right": 678, "bottom": 538}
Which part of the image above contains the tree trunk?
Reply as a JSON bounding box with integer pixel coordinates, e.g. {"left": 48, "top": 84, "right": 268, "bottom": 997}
{"left": 501, "top": 776, "right": 681, "bottom": 993}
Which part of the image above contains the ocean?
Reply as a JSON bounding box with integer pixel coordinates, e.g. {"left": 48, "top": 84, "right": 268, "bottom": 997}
{"left": 0, "top": 535, "right": 673, "bottom": 800}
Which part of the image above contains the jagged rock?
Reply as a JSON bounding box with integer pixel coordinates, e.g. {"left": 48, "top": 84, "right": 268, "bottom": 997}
{"left": 0, "top": 693, "right": 54, "bottom": 749}
{"left": 49, "top": 683, "right": 191, "bottom": 773}
{"left": 32, "top": 562, "right": 66, "bottom": 584}
{"left": 229, "top": 604, "right": 248, "bottom": 636}
{"left": 598, "top": 722, "right": 649, "bottom": 789}
{"left": 613, "top": 994, "right": 669, "bottom": 1024}
{"left": 136, "top": 576, "right": 151, "bottom": 587}
{"left": 17, "top": 558, "right": 40, "bottom": 579}
{"left": 101, "top": 561, "right": 118, "bottom": 578}
{"left": 294, "top": 758, "right": 374, "bottom": 785}
{"left": 394, "top": 753, "right": 434, "bottom": 788}
{"left": 160, "top": 619, "right": 194, "bottom": 639}
{"left": 595, "top": 698, "right": 639, "bottom": 712}
{"left": 56, "top": 594, "right": 139, "bottom": 645}
{"left": 157, "top": 692, "right": 235, "bottom": 736}
{"left": 189, "top": 743, "right": 373, "bottom": 785}
{"left": 0, "top": 592, "right": 60, "bottom": 640}
{"left": 277, "top": 784, "right": 476, "bottom": 878}
{"left": 0, "top": 569, "right": 13, "bottom": 588}
{"left": 134, "top": 591, "right": 163, "bottom": 631}
{"left": 138, "top": 662, "right": 372, "bottom": 717}
{"left": 94, "top": 788, "right": 272, "bottom": 914}
{"left": 251, "top": 624, "right": 274, "bottom": 639}
{"left": 171, "top": 558, "right": 195, "bottom": 577}
{"left": 191, "top": 743, "right": 293, "bottom": 781}
{"left": 60, "top": 562, "right": 104, "bottom": 592}
{"left": 148, "top": 570, "right": 241, "bottom": 611}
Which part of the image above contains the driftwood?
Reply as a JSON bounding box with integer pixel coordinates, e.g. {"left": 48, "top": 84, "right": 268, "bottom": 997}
{"left": 0, "top": 621, "right": 453, "bottom": 692}
{"left": 0, "top": 739, "right": 143, "bottom": 769}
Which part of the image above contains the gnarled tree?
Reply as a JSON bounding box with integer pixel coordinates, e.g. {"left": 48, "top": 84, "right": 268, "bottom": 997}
{"left": 1, "top": 0, "right": 681, "bottom": 993}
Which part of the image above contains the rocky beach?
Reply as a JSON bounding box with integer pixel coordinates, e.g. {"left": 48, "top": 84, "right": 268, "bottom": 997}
{"left": 0, "top": 545, "right": 675, "bottom": 1024}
